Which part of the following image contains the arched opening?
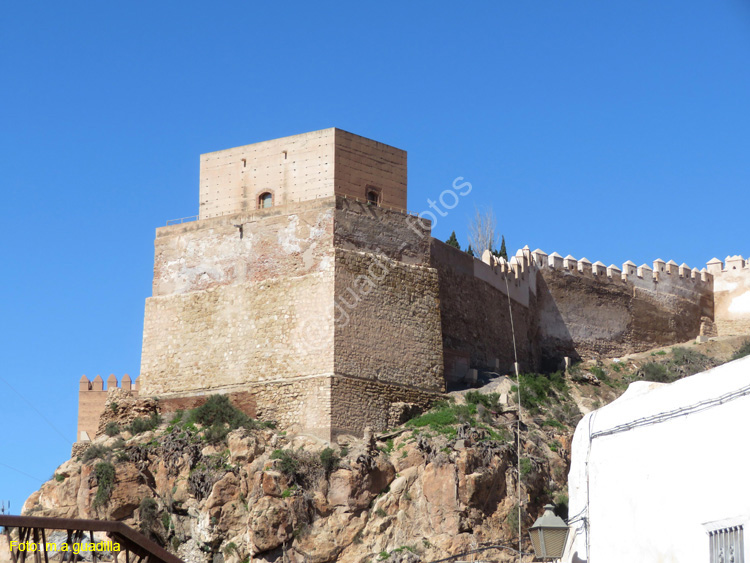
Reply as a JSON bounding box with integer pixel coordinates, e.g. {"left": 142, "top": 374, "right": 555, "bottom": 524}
{"left": 366, "top": 189, "right": 380, "bottom": 205}
{"left": 258, "top": 192, "right": 273, "bottom": 209}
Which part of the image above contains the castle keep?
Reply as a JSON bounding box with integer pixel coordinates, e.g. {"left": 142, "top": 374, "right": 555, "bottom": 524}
{"left": 77, "top": 128, "right": 750, "bottom": 442}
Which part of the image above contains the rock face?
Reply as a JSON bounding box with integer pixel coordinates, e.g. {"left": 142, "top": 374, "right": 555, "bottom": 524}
{"left": 24, "top": 406, "right": 570, "bottom": 563}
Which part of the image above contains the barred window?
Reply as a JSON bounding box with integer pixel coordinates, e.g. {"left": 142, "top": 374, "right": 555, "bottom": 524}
{"left": 709, "top": 525, "right": 744, "bottom": 563}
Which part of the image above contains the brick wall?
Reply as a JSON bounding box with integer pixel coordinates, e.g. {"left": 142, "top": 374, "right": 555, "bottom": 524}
{"left": 78, "top": 375, "right": 138, "bottom": 441}
{"left": 198, "top": 129, "right": 406, "bottom": 220}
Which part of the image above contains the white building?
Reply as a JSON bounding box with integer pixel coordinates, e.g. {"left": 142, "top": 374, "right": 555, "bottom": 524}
{"left": 563, "top": 355, "right": 750, "bottom": 563}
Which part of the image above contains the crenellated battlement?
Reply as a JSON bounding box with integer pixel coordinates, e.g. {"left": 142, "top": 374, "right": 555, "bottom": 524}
{"left": 77, "top": 374, "right": 139, "bottom": 442}
{"left": 79, "top": 373, "right": 139, "bottom": 392}
{"left": 707, "top": 255, "right": 750, "bottom": 336}
{"left": 706, "top": 255, "right": 749, "bottom": 275}
{"left": 530, "top": 249, "right": 713, "bottom": 285}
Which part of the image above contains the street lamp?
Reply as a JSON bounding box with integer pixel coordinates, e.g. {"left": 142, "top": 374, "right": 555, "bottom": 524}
{"left": 529, "top": 504, "right": 569, "bottom": 560}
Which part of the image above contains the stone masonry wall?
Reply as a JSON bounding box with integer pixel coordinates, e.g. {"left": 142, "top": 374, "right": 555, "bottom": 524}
{"left": 140, "top": 199, "right": 337, "bottom": 399}
{"left": 330, "top": 376, "right": 442, "bottom": 437}
{"left": 334, "top": 249, "right": 444, "bottom": 392}
{"left": 332, "top": 200, "right": 444, "bottom": 394}
{"left": 155, "top": 379, "right": 332, "bottom": 439}
{"left": 711, "top": 257, "right": 750, "bottom": 336}
{"left": 140, "top": 271, "right": 334, "bottom": 395}
{"left": 430, "top": 240, "right": 538, "bottom": 381}
{"left": 153, "top": 198, "right": 335, "bottom": 297}
{"left": 536, "top": 262, "right": 713, "bottom": 362}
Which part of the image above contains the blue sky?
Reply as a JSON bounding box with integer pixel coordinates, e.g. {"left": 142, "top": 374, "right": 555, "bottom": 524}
{"left": 1, "top": 1, "right": 748, "bottom": 513}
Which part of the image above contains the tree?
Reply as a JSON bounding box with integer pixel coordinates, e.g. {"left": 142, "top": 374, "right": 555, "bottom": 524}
{"left": 446, "top": 231, "right": 461, "bottom": 250}
{"left": 468, "top": 207, "right": 500, "bottom": 258}
{"left": 491, "top": 235, "right": 508, "bottom": 260}
{"left": 466, "top": 244, "right": 474, "bottom": 257}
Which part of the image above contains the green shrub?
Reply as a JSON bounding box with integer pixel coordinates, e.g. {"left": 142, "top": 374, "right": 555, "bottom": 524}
{"left": 82, "top": 444, "right": 110, "bottom": 463}
{"left": 54, "top": 473, "right": 65, "bottom": 482}
{"left": 375, "top": 508, "right": 387, "bottom": 518}
{"left": 506, "top": 503, "right": 520, "bottom": 534}
{"left": 520, "top": 458, "right": 532, "bottom": 477}
{"left": 465, "top": 391, "right": 501, "bottom": 410}
{"left": 281, "top": 485, "right": 297, "bottom": 498}
{"left": 642, "top": 362, "right": 669, "bottom": 382}
{"left": 270, "top": 448, "right": 324, "bottom": 488}
{"left": 203, "top": 423, "right": 230, "bottom": 444}
{"left": 381, "top": 439, "right": 394, "bottom": 454}
{"left": 542, "top": 419, "right": 565, "bottom": 430}
{"left": 223, "top": 542, "right": 238, "bottom": 557}
{"left": 554, "top": 492, "right": 569, "bottom": 519}
{"left": 183, "top": 395, "right": 273, "bottom": 441}
{"left": 731, "top": 340, "right": 750, "bottom": 361}
{"left": 93, "top": 462, "right": 115, "bottom": 508}
{"left": 104, "top": 422, "right": 120, "bottom": 437}
{"left": 518, "top": 372, "right": 567, "bottom": 414}
{"left": 319, "top": 447, "right": 340, "bottom": 473}
{"left": 671, "top": 347, "right": 709, "bottom": 374}
{"left": 138, "top": 497, "right": 159, "bottom": 535}
{"left": 190, "top": 395, "right": 249, "bottom": 428}
{"left": 405, "top": 402, "right": 474, "bottom": 437}
{"left": 127, "top": 412, "right": 162, "bottom": 435}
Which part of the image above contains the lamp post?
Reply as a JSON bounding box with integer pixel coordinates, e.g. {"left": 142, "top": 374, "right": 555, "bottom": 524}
{"left": 528, "top": 504, "right": 569, "bottom": 561}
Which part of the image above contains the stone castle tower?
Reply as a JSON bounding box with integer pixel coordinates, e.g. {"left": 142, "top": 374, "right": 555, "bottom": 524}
{"left": 77, "top": 128, "right": 750, "bottom": 443}
{"left": 138, "top": 128, "right": 445, "bottom": 440}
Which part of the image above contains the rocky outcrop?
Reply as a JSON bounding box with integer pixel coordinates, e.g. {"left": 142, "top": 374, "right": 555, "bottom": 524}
{"left": 24, "top": 395, "right": 572, "bottom": 563}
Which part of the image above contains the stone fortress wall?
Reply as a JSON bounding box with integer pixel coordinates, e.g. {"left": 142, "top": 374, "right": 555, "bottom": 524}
{"left": 531, "top": 250, "right": 715, "bottom": 365}
{"left": 78, "top": 375, "right": 138, "bottom": 441}
{"left": 431, "top": 241, "right": 539, "bottom": 381}
{"left": 75, "top": 128, "right": 750, "bottom": 443}
{"left": 708, "top": 255, "right": 750, "bottom": 336}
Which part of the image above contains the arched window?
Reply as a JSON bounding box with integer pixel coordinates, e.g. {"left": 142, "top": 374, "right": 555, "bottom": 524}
{"left": 259, "top": 192, "right": 273, "bottom": 209}
{"left": 366, "top": 189, "right": 380, "bottom": 205}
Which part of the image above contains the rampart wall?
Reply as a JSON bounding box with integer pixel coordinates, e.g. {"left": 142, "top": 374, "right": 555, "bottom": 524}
{"left": 533, "top": 251, "right": 714, "bottom": 363}
{"left": 330, "top": 198, "right": 444, "bottom": 434}
{"left": 709, "top": 255, "right": 750, "bottom": 336}
{"left": 430, "top": 240, "right": 538, "bottom": 382}
{"left": 78, "top": 375, "right": 138, "bottom": 441}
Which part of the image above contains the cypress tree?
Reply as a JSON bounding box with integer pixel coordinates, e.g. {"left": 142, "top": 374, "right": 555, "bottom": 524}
{"left": 446, "top": 231, "right": 461, "bottom": 250}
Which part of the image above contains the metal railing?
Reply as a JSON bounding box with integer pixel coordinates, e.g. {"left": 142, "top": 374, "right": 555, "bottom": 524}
{"left": 165, "top": 215, "right": 198, "bottom": 226}
{"left": 0, "top": 515, "right": 184, "bottom": 563}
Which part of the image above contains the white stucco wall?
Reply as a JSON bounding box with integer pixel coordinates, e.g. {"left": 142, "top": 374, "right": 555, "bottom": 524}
{"left": 563, "top": 355, "right": 750, "bottom": 563}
